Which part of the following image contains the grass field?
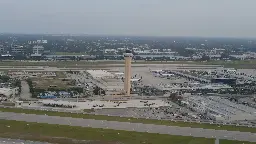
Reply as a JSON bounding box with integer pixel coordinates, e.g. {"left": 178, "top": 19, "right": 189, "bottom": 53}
{"left": 0, "top": 119, "right": 214, "bottom": 144}
{"left": 1, "top": 107, "right": 256, "bottom": 133}
{"left": 0, "top": 60, "right": 256, "bottom": 68}
{"left": 1, "top": 120, "right": 255, "bottom": 144}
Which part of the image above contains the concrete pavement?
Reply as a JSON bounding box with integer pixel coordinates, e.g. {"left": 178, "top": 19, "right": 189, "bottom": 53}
{"left": 1, "top": 112, "right": 256, "bottom": 142}
{"left": 20, "top": 81, "right": 32, "bottom": 99}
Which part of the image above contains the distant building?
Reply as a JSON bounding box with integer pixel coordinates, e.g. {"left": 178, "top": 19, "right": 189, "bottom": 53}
{"left": 30, "top": 54, "right": 42, "bottom": 60}
{"left": 37, "top": 40, "right": 48, "bottom": 44}
{"left": 104, "top": 49, "right": 117, "bottom": 53}
{"left": 43, "top": 50, "right": 51, "bottom": 54}
{"left": 0, "top": 45, "right": 4, "bottom": 53}
{"left": 1, "top": 54, "right": 12, "bottom": 57}
{"left": 151, "top": 49, "right": 159, "bottom": 53}
{"left": 0, "top": 88, "right": 17, "bottom": 98}
{"left": 163, "top": 49, "right": 172, "bottom": 52}
{"left": 28, "top": 40, "right": 48, "bottom": 44}
{"left": 208, "top": 54, "right": 221, "bottom": 60}
{"left": 33, "top": 45, "right": 44, "bottom": 54}
{"left": 117, "top": 48, "right": 126, "bottom": 51}
{"left": 185, "top": 48, "right": 197, "bottom": 51}
{"left": 11, "top": 45, "right": 24, "bottom": 54}
{"left": 230, "top": 54, "right": 248, "bottom": 60}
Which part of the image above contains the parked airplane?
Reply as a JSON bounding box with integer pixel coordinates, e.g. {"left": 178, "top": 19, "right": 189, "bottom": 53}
{"left": 159, "top": 73, "right": 174, "bottom": 78}
{"left": 150, "top": 69, "right": 163, "bottom": 73}
{"left": 121, "top": 76, "right": 142, "bottom": 82}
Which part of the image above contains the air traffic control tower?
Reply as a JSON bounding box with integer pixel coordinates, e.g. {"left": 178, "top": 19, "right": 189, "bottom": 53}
{"left": 124, "top": 50, "right": 133, "bottom": 96}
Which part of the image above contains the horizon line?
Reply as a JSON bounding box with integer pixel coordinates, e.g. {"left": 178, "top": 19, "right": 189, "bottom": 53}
{"left": 0, "top": 32, "right": 256, "bottom": 39}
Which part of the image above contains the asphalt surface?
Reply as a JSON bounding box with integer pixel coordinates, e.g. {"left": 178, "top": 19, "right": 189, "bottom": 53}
{"left": 1, "top": 112, "right": 256, "bottom": 142}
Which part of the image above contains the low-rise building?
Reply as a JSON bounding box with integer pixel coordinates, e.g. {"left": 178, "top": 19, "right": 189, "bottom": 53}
{"left": 33, "top": 45, "right": 44, "bottom": 54}
{"left": 0, "top": 45, "right": 4, "bottom": 53}
{"left": 0, "top": 88, "right": 18, "bottom": 98}
{"left": 11, "top": 45, "right": 24, "bottom": 54}
{"left": 104, "top": 49, "right": 117, "bottom": 54}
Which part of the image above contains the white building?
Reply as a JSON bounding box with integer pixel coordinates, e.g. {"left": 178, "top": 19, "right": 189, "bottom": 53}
{"left": 0, "top": 88, "right": 18, "bottom": 98}
{"left": 11, "top": 45, "right": 24, "bottom": 54}
{"left": 37, "top": 40, "right": 48, "bottom": 44}
{"left": 104, "top": 49, "right": 117, "bottom": 53}
{"left": 33, "top": 45, "right": 44, "bottom": 54}
{"left": 114, "top": 72, "right": 124, "bottom": 78}
{"left": 87, "top": 70, "right": 114, "bottom": 79}
{"left": 230, "top": 54, "right": 249, "bottom": 60}
{"left": 151, "top": 49, "right": 159, "bottom": 53}
{"left": 117, "top": 48, "right": 126, "bottom": 51}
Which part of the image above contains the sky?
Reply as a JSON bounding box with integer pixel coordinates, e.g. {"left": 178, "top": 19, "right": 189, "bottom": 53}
{"left": 0, "top": 0, "right": 255, "bottom": 37}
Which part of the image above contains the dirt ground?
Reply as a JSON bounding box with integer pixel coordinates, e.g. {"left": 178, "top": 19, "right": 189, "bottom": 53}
{"left": 31, "top": 72, "right": 74, "bottom": 90}
{"left": 33, "top": 79, "right": 71, "bottom": 89}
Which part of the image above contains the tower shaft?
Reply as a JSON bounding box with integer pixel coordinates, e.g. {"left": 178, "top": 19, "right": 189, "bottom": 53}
{"left": 124, "top": 56, "right": 132, "bottom": 96}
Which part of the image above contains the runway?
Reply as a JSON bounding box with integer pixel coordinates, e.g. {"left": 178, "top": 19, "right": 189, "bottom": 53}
{"left": 1, "top": 112, "right": 256, "bottom": 142}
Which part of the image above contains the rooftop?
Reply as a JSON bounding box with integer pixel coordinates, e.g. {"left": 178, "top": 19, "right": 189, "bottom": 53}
{"left": 87, "top": 70, "right": 114, "bottom": 78}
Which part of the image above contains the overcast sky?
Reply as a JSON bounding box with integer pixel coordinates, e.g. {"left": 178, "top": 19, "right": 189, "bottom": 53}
{"left": 0, "top": 0, "right": 255, "bottom": 37}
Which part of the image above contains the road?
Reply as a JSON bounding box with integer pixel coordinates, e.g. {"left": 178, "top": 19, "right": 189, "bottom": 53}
{"left": 1, "top": 112, "right": 256, "bottom": 142}
{"left": 20, "top": 81, "right": 32, "bottom": 100}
